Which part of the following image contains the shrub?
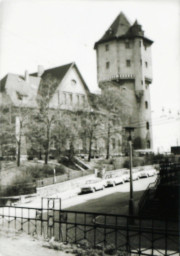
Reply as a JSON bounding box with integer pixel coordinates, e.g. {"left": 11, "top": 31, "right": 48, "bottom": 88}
{"left": 23, "top": 164, "right": 66, "bottom": 179}
{"left": 0, "top": 174, "right": 36, "bottom": 197}
{"left": 123, "top": 157, "right": 144, "bottom": 168}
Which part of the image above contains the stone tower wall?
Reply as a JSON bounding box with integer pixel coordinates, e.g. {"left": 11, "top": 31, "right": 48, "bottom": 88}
{"left": 96, "top": 36, "right": 153, "bottom": 149}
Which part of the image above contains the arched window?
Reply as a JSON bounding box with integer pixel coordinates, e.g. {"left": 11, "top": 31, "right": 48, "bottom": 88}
{"left": 112, "top": 138, "right": 116, "bottom": 149}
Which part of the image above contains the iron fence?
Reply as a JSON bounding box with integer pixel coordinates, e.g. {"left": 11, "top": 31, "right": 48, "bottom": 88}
{"left": 0, "top": 198, "right": 179, "bottom": 256}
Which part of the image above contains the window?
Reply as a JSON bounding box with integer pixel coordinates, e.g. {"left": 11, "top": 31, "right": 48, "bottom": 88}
{"left": 144, "top": 45, "right": 147, "bottom": 50}
{"left": 105, "top": 44, "right": 109, "bottom": 51}
{"left": 139, "top": 40, "right": 141, "bottom": 47}
{"left": 63, "top": 92, "right": 67, "bottom": 105}
{"left": 145, "top": 101, "right": 148, "bottom": 109}
{"left": 112, "top": 138, "right": 116, "bottom": 149}
{"left": 140, "top": 59, "right": 142, "bottom": 66}
{"left": 106, "top": 61, "right": 110, "bottom": 69}
{"left": 141, "top": 80, "right": 143, "bottom": 85}
{"left": 147, "top": 140, "right": 151, "bottom": 149}
{"left": 145, "top": 61, "right": 148, "bottom": 68}
{"left": 82, "top": 95, "right": 85, "bottom": 105}
{"left": 146, "top": 121, "right": 149, "bottom": 130}
{"left": 76, "top": 94, "right": 80, "bottom": 106}
{"left": 69, "top": 93, "right": 73, "bottom": 104}
{"left": 126, "top": 60, "right": 131, "bottom": 67}
{"left": 125, "top": 41, "right": 130, "bottom": 49}
{"left": 118, "top": 139, "right": 121, "bottom": 147}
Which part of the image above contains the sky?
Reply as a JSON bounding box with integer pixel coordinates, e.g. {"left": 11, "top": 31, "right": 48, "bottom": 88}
{"left": 0, "top": 0, "right": 180, "bottom": 151}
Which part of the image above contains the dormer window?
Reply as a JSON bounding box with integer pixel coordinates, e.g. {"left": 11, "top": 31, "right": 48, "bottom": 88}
{"left": 71, "top": 79, "right": 76, "bottom": 86}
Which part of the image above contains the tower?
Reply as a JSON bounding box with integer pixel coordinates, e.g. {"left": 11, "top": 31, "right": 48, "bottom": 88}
{"left": 94, "top": 12, "right": 153, "bottom": 149}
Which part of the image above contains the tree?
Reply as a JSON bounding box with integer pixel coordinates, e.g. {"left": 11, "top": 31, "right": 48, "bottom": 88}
{"left": 27, "top": 74, "right": 77, "bottom": 164}
{"left": 0, "top": 98, "right": 31, "bottom": 166}
{"left": 77, "top": 107, "right": 101, "bottom": 162}
{"left": 0, "top": 103, "right": 16, "bottom": 159}
{"left": 98, "top": 85, "right": 133, "bottom": 159}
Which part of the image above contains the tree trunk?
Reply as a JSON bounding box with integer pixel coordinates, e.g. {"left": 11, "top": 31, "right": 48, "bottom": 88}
{"left": 17, "top": 140, "right": 21, "bottom": 167}
{"left": 45, "top": 126, "right": 50, "bottom": 165}
{"left": 106, "top": 123, "right": 110, "bottom": 159}
{"left": 88, "top": 130, "right": 93, "bottom": 162}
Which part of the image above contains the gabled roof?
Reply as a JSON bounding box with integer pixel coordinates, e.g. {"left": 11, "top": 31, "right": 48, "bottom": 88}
{"left": 0, "top": 73, "right": 41, "bottom": 108}
{"left": 34, "top": 62, "right": 90, "bottom": 102}
{"left": 94, "top": 12, "right": 153, "bottom": 48}
{"left": 31, "top": 63, "right": 72, "bottom": 82}
{"left": 0, "top": 62, "right": 91, "bottom": 109}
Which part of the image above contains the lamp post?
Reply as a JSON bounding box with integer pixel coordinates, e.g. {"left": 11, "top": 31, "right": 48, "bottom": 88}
{"left": 124, "top": 126, "right": 135, "bottom": 217}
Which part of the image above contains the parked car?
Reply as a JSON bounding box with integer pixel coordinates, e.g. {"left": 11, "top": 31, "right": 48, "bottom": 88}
{"left": 80, "top": 179, "right": 106, "bottom": 193}
{"left": 104, "top": 174, "right": 124, "bottom": 187}
{"left": 139, "top": 167, "right": 157, "bottom": 178}
{"left": 122, "top": 169, "right": 140, "bottom": 181}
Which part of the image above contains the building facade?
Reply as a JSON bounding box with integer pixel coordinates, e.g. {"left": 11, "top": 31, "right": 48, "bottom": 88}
{"left": 0, "top": 12, "right": 154, "bottom": 161}
{"left": 94, "top": 12, "right": 153, "bottom": 149}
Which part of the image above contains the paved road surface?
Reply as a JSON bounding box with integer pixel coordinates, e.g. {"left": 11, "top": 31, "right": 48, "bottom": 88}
{"left": 62, "top": 176, "right": 157, "bottom": 214}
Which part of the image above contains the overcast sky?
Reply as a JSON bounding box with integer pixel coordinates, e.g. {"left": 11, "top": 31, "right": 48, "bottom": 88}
{"left": 0, "top": 0, "right": 180, "bottom": 115}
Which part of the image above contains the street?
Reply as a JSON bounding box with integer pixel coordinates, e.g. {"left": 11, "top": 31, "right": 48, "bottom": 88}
{"left": 62, "top": 176, "right": 157, "bottom": 215}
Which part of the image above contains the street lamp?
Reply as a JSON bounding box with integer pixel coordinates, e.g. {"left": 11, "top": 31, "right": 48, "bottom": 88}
{"left": 124, "top": 126, "right": 135, "bottom": 217}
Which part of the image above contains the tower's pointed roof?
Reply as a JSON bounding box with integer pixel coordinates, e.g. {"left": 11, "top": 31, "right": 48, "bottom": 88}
{"left": 110, "top": 12, "right": 131, "bottom": 37}
{"left": 95, "top": 12, "right": 131, "bottom": 44}
{"left": 94, "top": 12, "right": 153, "bottom": 48}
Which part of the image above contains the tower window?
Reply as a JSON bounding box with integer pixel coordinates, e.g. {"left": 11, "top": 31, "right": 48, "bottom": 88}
{"left": 145, "top": 61, "right": 148, "bottom": 68}
{"left": 141, "top": 80, "right": 143, "bottom": 85}
{"left": 146, "top": 121, "right": 149, "bottom": 130}
{"left": 126, "top": 60, "right": 131, "bottom": 67}
{"left": 125, "top": 41, "right": 130, "bottom": 49}
{"left": 140, "top": 59, "right": 142, "bottom": 66}
{"left": 139, "top": 41, "right": 141, "bottom": 47}
{"left": 145, "top": 101, "right": 148, "bottom": 109}
{"left": 144, "top": 45, "right": 147, "bottom": 50}
{"left": 106, "top": 61, "right": 110, "bottom": 69}
{"left": 147, "top": 140, "right": 150, "bottom": 148}
{"left": 105, "top": 44, "right": 109, "bottom": 51}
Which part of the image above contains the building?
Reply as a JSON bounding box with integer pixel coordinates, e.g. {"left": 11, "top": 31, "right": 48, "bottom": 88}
{"left": 0, "top": 62, "right": 122, "bottom": 159}
{"left": 0, "top": 12, "right": 154, "bottom": 160}
{"left": 94, "top": 12, "right": 153, "bottom": 149}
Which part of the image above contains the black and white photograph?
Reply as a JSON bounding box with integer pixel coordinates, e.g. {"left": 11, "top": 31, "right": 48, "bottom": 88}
{"left": 0, "top": 0, "right": 180, "bottom": 255}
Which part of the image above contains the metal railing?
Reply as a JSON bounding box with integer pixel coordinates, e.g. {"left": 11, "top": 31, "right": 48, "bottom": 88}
{"left": 0, "top": 198, "right": 179, "bottom": 256}
{"left": 138, "top": 175, "right": 160, "bottom": 214}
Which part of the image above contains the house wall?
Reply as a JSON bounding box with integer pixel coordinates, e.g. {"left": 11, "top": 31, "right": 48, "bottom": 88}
{"left": 49, "top": 66, "right": 89, "bottom": 109}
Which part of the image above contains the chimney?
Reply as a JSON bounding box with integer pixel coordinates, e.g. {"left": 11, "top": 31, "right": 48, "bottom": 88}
{"left": 37, "top": 65, "right": 44, "bottom": 77}
{"left": 25, "top": 70, "right": 29, "bottom": 82}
